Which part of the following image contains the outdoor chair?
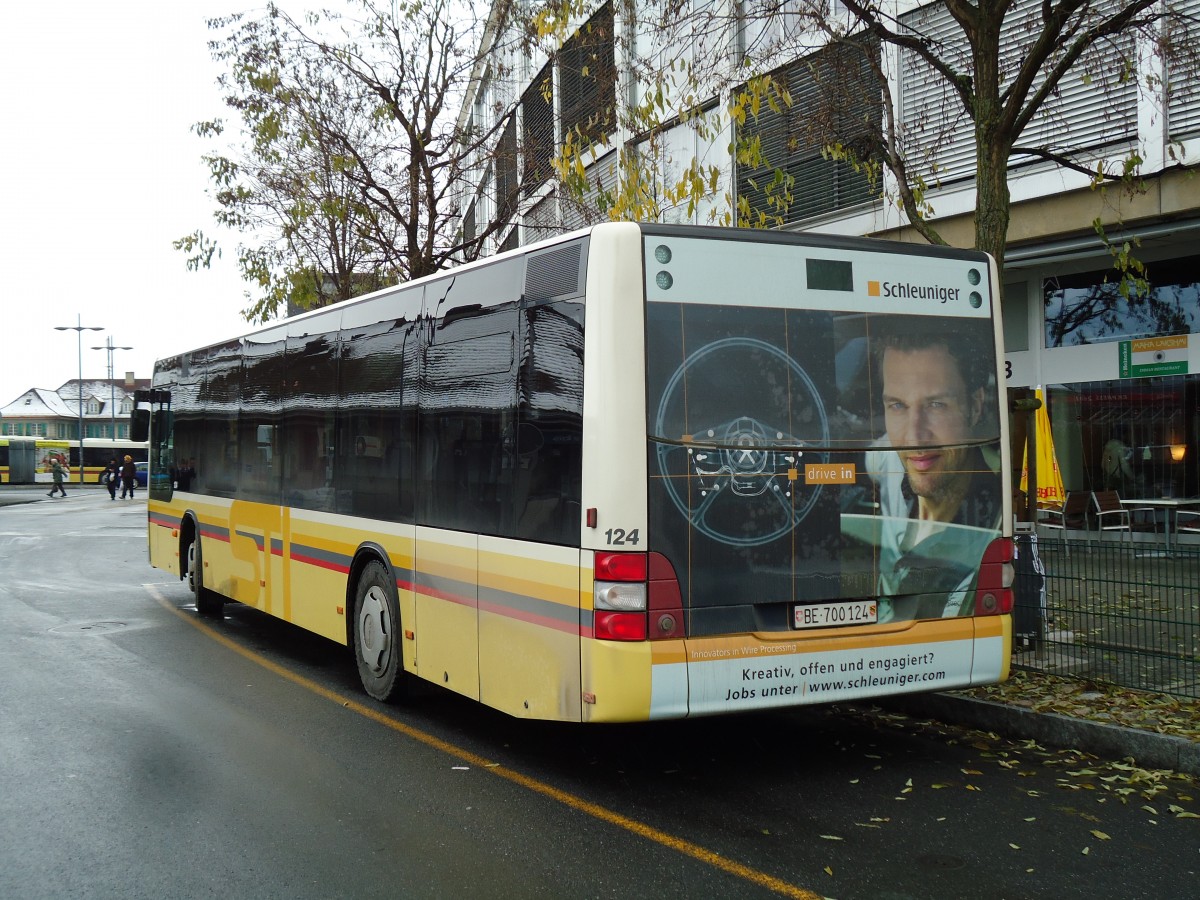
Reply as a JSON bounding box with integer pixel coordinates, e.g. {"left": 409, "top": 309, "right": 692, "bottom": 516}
{"left": 1176, "top": 510, "right": 1200, "bottom": 536}
{"left": 1037, "top": 491, "right": 1090, "bottom": 556}
{"left": 1037, "top": 491, "right": 1089, "bottom": 532}
{"left": 1090, "top": 490, "right": 1155, "bottom": 542}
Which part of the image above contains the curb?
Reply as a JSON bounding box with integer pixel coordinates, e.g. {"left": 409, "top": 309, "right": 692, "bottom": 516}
{"left": 0, "top": 488, "right": 120, "bottom": 508}
{"left": 880, "top": 692, "right": 1200, "bottom": 776}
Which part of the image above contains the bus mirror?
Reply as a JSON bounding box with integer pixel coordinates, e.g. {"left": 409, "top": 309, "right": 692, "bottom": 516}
{"left": 131, "top": 408, "right": 150, "bottom": 442}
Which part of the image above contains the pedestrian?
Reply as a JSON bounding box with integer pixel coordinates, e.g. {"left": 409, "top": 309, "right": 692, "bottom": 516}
{"left": 103, "top": 458, "right": 120, "bottom": 500}
{"left": 120, "top": 455, "right": 137, "bottom": 499}
{"left": 176, "top": 458, "right": 196, "bottom": 491}
{"left": 48, "top": 455, "right": 68, "bottom": 498}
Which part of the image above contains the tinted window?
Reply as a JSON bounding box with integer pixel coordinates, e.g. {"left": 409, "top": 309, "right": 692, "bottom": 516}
{"left": 195, "top": 340, "right": 242, "bottom": 498}
{"left": 238, "top": 326, "right": 287, "bottom": 504}
{"left": 511, "top": 300, "right": 584, "bottom": 544}
{"left": 646, "top": 298, "right": 1002, "bottom": 631}
{"left": 419, "top": 260, "right": 522, "bottom": 534}
{"left": 149, "top": 358, "right": 181, "bottom": 501}
{"left": 336, "top": 289, "right": 422, "bottom": 522}
{"left": 419, "top": 303, "right": 518, "bottom": 534}
{"left": 282, "top": 311, "right": 341, "bottom": 513}
{"left": 170, "top": 351, "right": 203, "bottom": 493}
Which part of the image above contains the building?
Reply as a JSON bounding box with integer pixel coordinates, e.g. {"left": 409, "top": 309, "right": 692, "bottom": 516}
{"left": 1, "top": 375, "right": 147, "bottom": 441}
{"left": 456, "top": 0, "right": 1200, "bottom": 504}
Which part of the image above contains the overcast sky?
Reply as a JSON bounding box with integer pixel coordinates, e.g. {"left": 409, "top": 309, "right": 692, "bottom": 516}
{"left": 0, "top": 1, "right": 262, "bottom": 405}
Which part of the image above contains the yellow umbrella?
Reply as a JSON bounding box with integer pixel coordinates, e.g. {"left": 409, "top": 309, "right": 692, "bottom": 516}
{"left": 1020, "top": 388, "right": 1066, "bottom": 507}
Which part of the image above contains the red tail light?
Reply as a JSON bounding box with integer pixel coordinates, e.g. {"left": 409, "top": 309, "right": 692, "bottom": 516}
{"left": 595, "top": 552, "right": 647, "bottom": 581}
{"left": 974, "top": 537, "right": 1014, "bottom": 616}
{"left": 594, "top": 611, "right": 648, "bottom": 641}
{"left": 592, "top": 551, "right": 684, "bottom": 641}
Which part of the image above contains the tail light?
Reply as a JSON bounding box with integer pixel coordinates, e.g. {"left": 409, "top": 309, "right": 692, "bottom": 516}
{"left": 974, "top": 537, "right": 1014, "bottom": 616}
{"left": 593, "top": 551, "right": 684, "bottom": 641}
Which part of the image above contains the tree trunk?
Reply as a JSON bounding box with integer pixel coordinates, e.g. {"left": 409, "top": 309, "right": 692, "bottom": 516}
{"left": 969, "top": 6, "right": 1011, "bottom": 279}
{"left": 974, "top": 130, "right": 1011, "bottom": 276}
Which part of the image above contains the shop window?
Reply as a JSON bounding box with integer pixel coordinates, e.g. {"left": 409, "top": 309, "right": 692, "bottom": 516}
{"left": 1044, "top": 256, "right": 1200, "bottom": 347}
{"left": 1047, "top": 376, "right": 1197, "bottom": 499}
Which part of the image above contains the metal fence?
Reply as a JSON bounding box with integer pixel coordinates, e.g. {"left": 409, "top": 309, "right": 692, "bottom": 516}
{"left": 1014, "top": 535, "right": 1200, "bottom": 699}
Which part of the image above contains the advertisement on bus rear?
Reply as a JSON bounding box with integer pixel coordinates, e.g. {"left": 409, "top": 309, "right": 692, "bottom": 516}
{"left": 643, "top": 235, "right": 1003, "bottom": 681}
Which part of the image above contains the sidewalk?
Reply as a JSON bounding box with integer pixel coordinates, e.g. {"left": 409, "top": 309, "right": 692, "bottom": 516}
{"left": 881, "top": 686, "right": 1200, "bottom": 776}
{"left": 0, "top": 483, "right": 140, "bottom": 506}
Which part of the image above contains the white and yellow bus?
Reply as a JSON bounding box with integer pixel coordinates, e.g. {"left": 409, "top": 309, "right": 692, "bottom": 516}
{"left": 0, "top": 436, "right": 147, "bottom": 484}
{"left": 136, "top": 223, "right": 1013, "bottom": 722}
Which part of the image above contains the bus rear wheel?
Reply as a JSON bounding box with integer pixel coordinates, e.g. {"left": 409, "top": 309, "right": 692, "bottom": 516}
{"left": 354, "top": 560, "right": 406, "bottom": 702}
{"left": 187, "top": 536, "right": 224, "bottom": 618}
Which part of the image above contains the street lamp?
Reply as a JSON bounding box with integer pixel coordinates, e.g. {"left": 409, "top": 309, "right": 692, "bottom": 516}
{"left": 55, "top": 316, "right": 104, "bottom": 484}
{"left": 91, "top": 336, "right": 133, "bottom": 440}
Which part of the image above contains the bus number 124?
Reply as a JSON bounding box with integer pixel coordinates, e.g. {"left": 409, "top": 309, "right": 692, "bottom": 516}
{"left": 605, "top": 528, "right": 640, "bottom": 546}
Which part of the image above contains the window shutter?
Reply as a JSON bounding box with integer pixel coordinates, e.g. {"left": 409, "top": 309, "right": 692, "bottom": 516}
{"left": 735, "top": 37, "right": 881, "bottom": 226}
{"left": 524, "top": 192, "right": 559, "bottom": 244}
{"left": 900, "top": 0, "right": 1137, "bottom": 186}
{"left": 1167, "top": 0, "right": 1200, "bottom": 140}
{"left": 522, "top": 62, "right": 555, "bottom": 198}
{"left": 464, "top": 200, "right": 476, "bottom": 244}
{"left": 558, "top": 3, "right": 616, "bottom": 146}
{"left": 561, "top": 150, "right": 618, "bottom": 231}
{"left": 496, "top": 116, "right": 519, "bottom": 225}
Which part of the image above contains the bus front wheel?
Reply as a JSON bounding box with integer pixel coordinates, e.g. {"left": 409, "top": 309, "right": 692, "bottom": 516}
{"left": 353, "top": 560, "right": 406, "bottom": 703}
{"left": 187, "top": 536, "right": 224, "bottom": 618}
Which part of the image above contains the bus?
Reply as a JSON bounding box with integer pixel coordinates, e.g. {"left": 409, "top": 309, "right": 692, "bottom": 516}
{"left": 135, "top": 222, "right": 1013, "bottom": 722}
{"left": 0, "top": 436, "right": 148, "bottom": 484}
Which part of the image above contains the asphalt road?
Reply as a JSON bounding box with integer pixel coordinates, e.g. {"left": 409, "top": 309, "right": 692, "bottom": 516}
{"left": 1, "top": 489, "right": 1197, "bottom": 899}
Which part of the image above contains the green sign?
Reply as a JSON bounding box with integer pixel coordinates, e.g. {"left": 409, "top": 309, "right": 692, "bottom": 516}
{"left": 1119, "top": 339, "right": 1189, "bottom": 379}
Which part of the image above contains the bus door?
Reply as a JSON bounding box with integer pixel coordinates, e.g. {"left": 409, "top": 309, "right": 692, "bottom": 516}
{"left": 413, "top": 526, "right": 479, "bottom": 700}
{"left": 228, "top": 327, "right": 287, "bottom": 616}
{"left": 414, "top": 263, "right": 523, "bottom": 702}
{"left": 7, "top": 441, "right": 36, "bottom": 484}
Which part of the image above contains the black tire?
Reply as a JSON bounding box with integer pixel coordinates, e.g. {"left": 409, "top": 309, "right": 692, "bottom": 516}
{"left": 353, "top": 560, "right": 406, "bottom": 702}
{"left": 187, "top": 535, "right": 224, "bottom": 618}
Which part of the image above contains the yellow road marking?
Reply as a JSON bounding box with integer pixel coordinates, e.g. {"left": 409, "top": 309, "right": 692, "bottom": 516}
{"left": 147, "top": 586, "right": 821, "bottom": 899}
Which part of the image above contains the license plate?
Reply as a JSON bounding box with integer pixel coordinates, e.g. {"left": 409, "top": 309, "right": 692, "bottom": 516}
{"left": 794, "top": 600, "right": 878, "bottom": 629}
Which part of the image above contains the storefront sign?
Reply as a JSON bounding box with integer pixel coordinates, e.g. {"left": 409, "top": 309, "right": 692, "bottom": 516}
{"left": 1119, "top": 335, "right": 1189, "bottom": 378}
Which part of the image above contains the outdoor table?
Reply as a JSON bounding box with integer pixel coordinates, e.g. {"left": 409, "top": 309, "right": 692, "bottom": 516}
{"left": 1120, "top": 497, "right": 1200, "bottom": 551}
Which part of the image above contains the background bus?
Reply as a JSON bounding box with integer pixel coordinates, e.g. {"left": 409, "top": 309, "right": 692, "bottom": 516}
{"left": 136, "top": 222, "right": 1013, "bottom": 722}
{"left": 0, "top": 437, "right": 148, "bottom": 484}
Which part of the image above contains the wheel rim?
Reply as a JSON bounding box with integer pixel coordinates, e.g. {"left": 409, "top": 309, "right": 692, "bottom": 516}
{"left": 187, "top": 543, "right": 198, "bottom": 594}
{"left": 358, "top": 584, "right": 393, "bottom": 676}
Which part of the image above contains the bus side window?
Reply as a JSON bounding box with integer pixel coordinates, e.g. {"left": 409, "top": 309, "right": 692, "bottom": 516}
{"left": 512, "top": 300, "right": 584, "bottom": 545}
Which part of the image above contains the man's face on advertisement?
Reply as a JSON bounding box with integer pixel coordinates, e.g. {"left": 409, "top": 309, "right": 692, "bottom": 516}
{"left": 881, "top": 343, "right": 983, "bottom": 505}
